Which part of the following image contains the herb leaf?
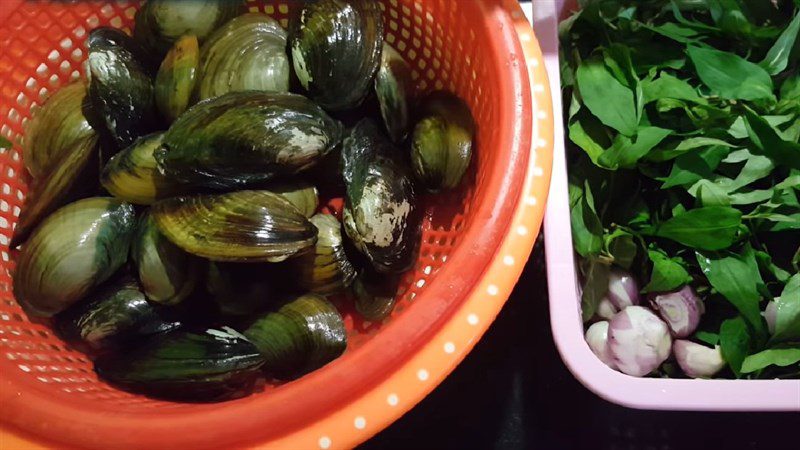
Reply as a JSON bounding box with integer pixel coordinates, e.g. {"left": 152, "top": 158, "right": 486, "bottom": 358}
{"left": 773, "top": 274, "right": 800, "bottom": 343}
{"left": 687, "top": 46, "right": 775, "bottom": 102}
{"left": 581, "top": 259, "right": 610, "bottom": 323}
{"left": 648, "top": 206, "right": 742, "bottom": 251}
{"left": 697, "top": 247, "right": 766, "bottom": 335}
{"left": 744, "top": 109, "right": 800, "bottom": 170}
{"left": 576, "top": 60, "right": 639, "bottom": 136}
{"left": 643, "top": 250, "right": 691, "bottom": 293}
{"left": 759, "top": 11, "right": 800, "bottom": 75}
{"left": 741, "top": 347, "right": 800, "bottom": 374}
{"left": 720, "top": 316, "right": 752, "bottom": 377}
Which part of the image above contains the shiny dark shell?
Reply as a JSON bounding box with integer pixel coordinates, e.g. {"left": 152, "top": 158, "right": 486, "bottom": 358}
{"left": 289, "top": 0, "right": 384, "bottom": 111}
{"left": 157, "top": 91, "right": 343, "bottom": 190}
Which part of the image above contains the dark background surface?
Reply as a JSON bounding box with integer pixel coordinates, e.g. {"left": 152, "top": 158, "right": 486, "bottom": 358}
{"left": 361, "top": 239, "right": 799, "bottom": 450}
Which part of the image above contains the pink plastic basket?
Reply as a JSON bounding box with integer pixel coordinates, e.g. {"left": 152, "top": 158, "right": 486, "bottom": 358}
{"left": 539, "top": 0, "right": 800, "bottom": 412}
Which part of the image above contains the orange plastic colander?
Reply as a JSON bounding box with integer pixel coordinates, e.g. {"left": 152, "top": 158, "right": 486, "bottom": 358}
{"left": 0, "top": 1, "right": 553, "bottom": 448}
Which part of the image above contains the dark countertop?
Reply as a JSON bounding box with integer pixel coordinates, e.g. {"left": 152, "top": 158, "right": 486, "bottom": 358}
{"left": 361, "top": 239, "right": 798, "bottom": 450}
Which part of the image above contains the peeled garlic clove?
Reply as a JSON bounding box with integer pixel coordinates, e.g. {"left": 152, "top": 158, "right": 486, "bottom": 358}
{"left": 650, "top": 285, "right": 704, "bottom": 338}
{"left": 607, "top": 306, "right": 671, "bottom": 377}
{"left": 585, "top": 321, "right": 617, "bottom": 369}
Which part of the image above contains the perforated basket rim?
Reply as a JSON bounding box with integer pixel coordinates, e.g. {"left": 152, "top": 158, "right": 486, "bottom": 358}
{"left": 0, "top": 1, "right": 554, "bottom": 448}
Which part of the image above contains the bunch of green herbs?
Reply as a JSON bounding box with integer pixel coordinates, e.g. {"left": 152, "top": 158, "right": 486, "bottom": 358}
{"left": 561, "top": 0, "right": 800, "bottom": 378}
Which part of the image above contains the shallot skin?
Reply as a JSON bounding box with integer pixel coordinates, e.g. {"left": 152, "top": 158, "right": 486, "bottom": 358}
{"left": 608, "top": 306, "right": 672, "bottom": 377}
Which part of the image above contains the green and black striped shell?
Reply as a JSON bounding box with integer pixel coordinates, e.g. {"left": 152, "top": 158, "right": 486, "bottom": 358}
{"left": 155, "top": 35, "right": 200, "bottom": 123}
{"left": 294, "top": 214, "right": 357, "bottom": 295}
{"left": 244, "top": 294, "right": 346, "bottom": 379}
{"left": 56, "top": 276, "right": 179, "bottom": 350}
{"left": 289, "top": 0, "right": 384, "bottom": 111}
{"left": 13, "top": 197, "right": 136, "bottom": 317}
{"left": 157, "top": 91, "right": 343, "bottom": 190}
{"left": 95, "top": 327, "right": 264, "bottom": 402}
{"left": 151, "top": 190, "right": 317, "bottom": 263}
{"left": 342, "top": 120, "right": 421, "bottom": 274}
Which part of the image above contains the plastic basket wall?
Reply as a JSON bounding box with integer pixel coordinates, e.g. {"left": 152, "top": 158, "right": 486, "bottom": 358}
{"left": 0, "top": 0, "right": 536, "bottom": 448}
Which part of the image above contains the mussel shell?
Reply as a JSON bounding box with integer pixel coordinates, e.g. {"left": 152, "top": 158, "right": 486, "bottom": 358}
{"left": 13, "top": 197, "right": 136, "bottom": 317}
{"left": 353, "top": 268, "right": 399, "bottom": 322}
{"left": 134, "top": 0, "right": 245, "bottom": 59}
{"left": 411, "top": 91, "right": 475, "bottom": 192}
{"left": 12, "top": 135, "right": 99, "bottom": 247}
{"left": 155, "top": 35, "right": 199, "bottom": 123}
{"left": 22, "top": 82, "right": 96, "bottom": 179}
{"left": 294, "top": 214, "right": 356, "bottom": 295}
{"left": 289, "top": 0, "right": 384, "bottom": 111}
{"left": 132, "top": 211, "right": 200, "bottom": 306}
{"left": 157, "top": 91, "right": 343, "bottom": 190}
{"left": 266, "top": 180, "right": 319, "bottom": 218}
{"left": 196, "top": 13, "right": 290, "bottom": 101}
{"left": 56, "top": 275, "right": 179, "bottom": 350}
{"left": 244, "top": 294, "right": 346, "bottom": 379}
{"left": 95, "top": 327, "right": 264, "bottom": 402}
{"left": 100, "top": 133, "right": 187, "bottom": 205}
{"left": 342, "top": 120, "right": 421, "bottom": 274}
{"left": 151, "top": 190, "right": 317, "bottom": 263}
{"left": 375, "top": 43, "right": 414, "bottom": 143}
{"left": 207, "top": 262, "right": 279, "bottom": 316}
{"left": 87, "top": 28, "right": 157, "bottom": 151}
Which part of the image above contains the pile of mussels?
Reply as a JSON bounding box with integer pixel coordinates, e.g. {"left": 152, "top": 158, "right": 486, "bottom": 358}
{"left": 12, "top": 0, "right": 475, "bottom": 402}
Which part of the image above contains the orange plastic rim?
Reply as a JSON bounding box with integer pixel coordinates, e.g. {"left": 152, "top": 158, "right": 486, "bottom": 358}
{"left": 0, "top": 1, "right": 553, "bottom": 448}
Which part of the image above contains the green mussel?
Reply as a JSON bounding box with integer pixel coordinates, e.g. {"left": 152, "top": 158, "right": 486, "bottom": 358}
{"left": 13, "top": 197, "right": 136, "bottom": 317}
{"left": 342, "top": 120, "right": 421, "bottom": 274}
{"left": 266, "top": 180, "right": 319, "bottom": 218}
{"left": 56, "top": 276, "right": 180, "bottom": 350}
{"left": 353, "top": 268, "right": 400, "bottom": 322}
{"left": 157, "top": 91, "right": 343, "bottom": 190}
{"left": 12, "top": 133, "right": 99, "bottom": 247}
{"left": 155, "top": 35, "right": 200, "bottom": 123}
{"left": 411, "top": 91, "right": 476, "bottom": 192}
{"left": 294, "top": 214, "right": 356, "bottom": 295}
{"left": 244, "top": 294, "right": 346, "bottom": 379}
{"left": 134, "top": 0, "right": 245, "bottom": 59}
{"left": 207, "top": 262, "right": 279, "bottom": 316}
{"left": 289, "top": 0, "right": 384, "bottom": 111}
{"left": 100, "top": 133, "right": 187, "bottom": 205}
{"left": 87, "top": 28, "right": 157, "bottom": 151}
{"left": 375, "top": 43, "right": 414, "bottom": 143}
{"left": 23, "top": 82, "right": 96, "bottom": 179}
{"left": 95, "top": 327, "right": 264, "bottom": 402}
{"left": 132, "top": 211, "right": 200, "bottom": 306}
{"left": 151, "top": 190, "right": 317, "bottom": 262}
{"left": 196, "top": 13, "right": 290, "bottom": 101}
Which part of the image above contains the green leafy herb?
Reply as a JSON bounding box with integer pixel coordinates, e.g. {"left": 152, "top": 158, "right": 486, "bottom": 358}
{"left": 648, "top": 206, "right": 742, "bottom": 251}
{"left": 562, "top": 0, "right": 800, "bottom": 380}
{"left": 687, "top": 46, "right": 775, "bottom": 102}
{"left": 719, "top": 316, "right": 752, "bottom": 377}
{"left": 643, "top": 249, "right": 691, "bottom": 293}
{"left": 740, "top": 347, "right": 800, "bottom": 374}
{"left": 576, "top": 60, "right": 639, "bottom": 136}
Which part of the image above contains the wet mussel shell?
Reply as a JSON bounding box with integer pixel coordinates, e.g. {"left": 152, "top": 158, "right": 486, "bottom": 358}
{"left": 289, "top": 0, "right": 384, "bottom": 112}
{"left": 196, "top": 13, "right": 290, "bottom": 101}
{"left": 13, "top": 197, "right": 136, "bottom": 317}
{"left": 101, "top": 133, "right": 188, "bottom": 205}
{"left": 157, "top": 91, "right": 343, "bottom": 190}
{"left": 56, "top": 276, "right": 180, "bottom": 351}
{"left": 294, "top": 213, "right": 357, "bottom": 295}
{"left": 95, "top": 327, "right": 265, "bottom": 402}
{"left": 87, "top": 28, "right": 158, "bottom": 151}
{"left": 375, "top": 43, "right": 414, "bottom": 143}
{"left": 244, "top": 294, "right": 346, "bottom": 380}
{"left": 411, "top": 91, "right": 476, "bottom": 192}
{"left": 132, "top": 211, "right": 201, "bottom": 306}
{"left": 353, "top": 268, "right": 400, "bottom": 322}
{"left": 134, "top": 0, "right": 245, "bottom": 59}
{"left": 342, "top": 120, "right": 421, "bottom": 274}
{"left": 150, "top": 190, "right": 317, "bottom": 263}
{"left": 155, "top": 35, "right": 200, "bottom": 123}
{"left": 266, "top": 180, "right": 319, "bottom": 218}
